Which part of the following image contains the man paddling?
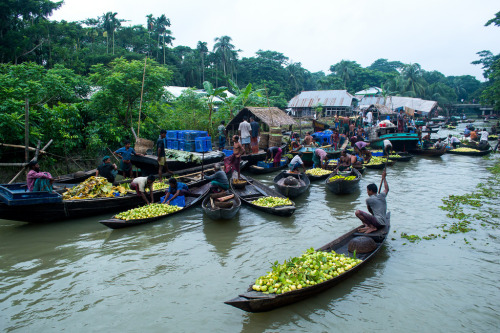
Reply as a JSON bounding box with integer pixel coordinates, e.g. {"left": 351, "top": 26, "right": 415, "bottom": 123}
{"left": 355, "top": 170, "right": 389, "bottom": 234}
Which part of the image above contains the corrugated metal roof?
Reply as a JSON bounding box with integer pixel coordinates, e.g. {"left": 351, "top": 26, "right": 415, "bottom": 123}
{"left": 359, "top": 96, "right": 437, "bottom": 114}
{"left": 288, "top": 90, "right": 356, "bottom": 108}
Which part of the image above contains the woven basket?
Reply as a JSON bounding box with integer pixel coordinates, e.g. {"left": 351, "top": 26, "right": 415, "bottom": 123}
{"left": 259, "top": 133, "right": 269, "bottom": 149}
{"left": 135, "top": 138, "right": 154, "bottom": 154}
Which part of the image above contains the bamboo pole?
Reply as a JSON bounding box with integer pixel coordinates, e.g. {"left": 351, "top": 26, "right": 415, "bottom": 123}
{"left": 137, "top": 57, "right": 147, "bottom": 138}
{"left": 9, "top": 139, "right": 53, "bottom": 184}
{"left": 0, "top": 143, "right": 45, "bottom": 153}
{"left": 25, "top": 98, "right": 29, "bottom": 163}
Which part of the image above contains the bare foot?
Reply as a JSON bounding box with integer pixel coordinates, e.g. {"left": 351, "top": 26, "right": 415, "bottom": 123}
{"left": 363, "top": 227, "right": 377, "bottom": 234}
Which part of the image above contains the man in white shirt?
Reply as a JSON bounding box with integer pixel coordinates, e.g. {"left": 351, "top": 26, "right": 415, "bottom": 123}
{"left": 479, "top": 128, "right": 489, "bottom": 144}
{"left": 289, "top": 152, "right": 306, "bottom": 172}
{"left": 238, "top": 117, "right": 252, "bottom": 154}
{"left": 366, "top": 111, "right": 373, "bottom": 127}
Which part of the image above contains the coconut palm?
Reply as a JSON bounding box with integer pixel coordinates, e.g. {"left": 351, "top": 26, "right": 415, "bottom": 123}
{"left": 100, "top": 12, "right": 122, "bottom": 55}
{"left": 213, "top": 36, "right": 236, "bottom": 79}
{"left": 197, "top": 41, "right": 208, "bottom": 84}
{"left": 155, "top": 14, "right": 172, "bottom": 64}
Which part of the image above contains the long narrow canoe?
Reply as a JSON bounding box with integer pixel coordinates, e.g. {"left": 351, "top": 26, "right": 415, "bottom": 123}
{"left": 325, "top": 168, "right": 361, "bottom": 194}
{"left": 202, "top": 191, "right": 241, "bottom": 220}
{"left": 273, "top": 171, "right": 310, "bottom": 198}
{"left": 447, "top": 149, "right": 492, "bottom": 156}
{"left": 99, "top": 179, "right": 211, "bottom": 229}
{"left": 248, "top": 157, "right": 289, "bottom": 175}
{"left": 230, "top": 174, "right": 295, "bottom": 217}
{"left": 53, "top": 169, "right": 97, "bottom": 184}
{"left": 225, "top": 214, "right": 391, "bottom": 312}
{"left": 410, "top": 147, "right": 447, "bottom": 157}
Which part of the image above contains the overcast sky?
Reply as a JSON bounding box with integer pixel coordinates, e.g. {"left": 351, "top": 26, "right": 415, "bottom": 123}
{"left": 50, "top": 0, "right": 500, "bottom": 81}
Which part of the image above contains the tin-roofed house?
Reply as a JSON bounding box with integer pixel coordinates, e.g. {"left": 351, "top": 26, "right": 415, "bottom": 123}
{"left": 287, "top": 90, "right": 358, "bottom": 118}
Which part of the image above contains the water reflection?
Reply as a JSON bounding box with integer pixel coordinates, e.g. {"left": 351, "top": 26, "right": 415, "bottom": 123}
{"left": 202, "top": 215, "right": 242, "bottom": 262}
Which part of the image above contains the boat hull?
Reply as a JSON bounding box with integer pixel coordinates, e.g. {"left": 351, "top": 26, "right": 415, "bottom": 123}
{"left": 225, "top": 214, "right": 391, "bottom": 312}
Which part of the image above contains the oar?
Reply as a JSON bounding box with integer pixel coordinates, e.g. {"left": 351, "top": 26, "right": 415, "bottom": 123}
{"left": 378, "top": 154, "right": 388, "bottom": 194}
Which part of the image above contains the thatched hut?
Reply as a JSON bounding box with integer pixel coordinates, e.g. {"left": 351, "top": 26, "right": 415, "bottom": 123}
{"left": 226, "top": 107, "right": 296, "bottom": 132}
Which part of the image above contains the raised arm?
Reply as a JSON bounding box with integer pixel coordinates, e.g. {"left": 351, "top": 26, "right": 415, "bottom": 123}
{"left": 381, "top": 170, "right": 389, "bottom": 194}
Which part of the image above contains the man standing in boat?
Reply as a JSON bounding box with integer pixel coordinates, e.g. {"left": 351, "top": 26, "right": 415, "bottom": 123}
{"left": 224, "top": 135, "right": 244, "bottom": 180}
{"left": 157, "top": 129, "right": 172, "bottom": 181}
{"left": 249, "top": 116, "right": 260, "bottom": 154}
{"left": 355, "top": 170, "right": 389, "bottom": 234}
{"left": 238, "top": 117, "right": 252, "bottom": 155}
{"left": 114, "top": 141, "right": 142, "bottom": 178}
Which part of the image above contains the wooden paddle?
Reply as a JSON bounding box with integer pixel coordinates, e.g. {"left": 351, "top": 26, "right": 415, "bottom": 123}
{"left": 378, "top": 153, "right": 388, "bottom": 194}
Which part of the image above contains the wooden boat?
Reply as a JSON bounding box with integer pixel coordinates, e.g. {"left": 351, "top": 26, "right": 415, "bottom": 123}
{"left": 410, "top": 147, "right": 447, "bottom": 157}
{"left": 248, "top": 157, "right": 289, "bottom": 174}
{"left": 202, "top": 191, "right": 241, "bottom": 220}
{"left": 364, "top": 160, "right": 395, "bottom": 169}
{"left": 53, "top": 169, "right": 97, "bottom": 184}
{"left": 99, "top": 179, "right": 212, "bottom": 229}
{"left": 388, "top": 152, "right": 413, "bottom": 162}
{"left": 325, "top": 168, "right": 361, "bottom": 194}
{"left": 230, "top": 174, "right": 295, "bottom": 217}
{"left": 0, "top": 173, "right": 201, "bottom": 223}
{"left": 447, "top": 149, "right": 492, "bottom": 156}
{"left": 312, "top": 119, "right": 330, "bottom": 132}
{"left": 353, "top": 166, "right": 366, "bottom": 175}
{"left": 225, "top": 213, "right": 391, "bottom": 312}
{"left": 131, "top": 150, "right": 226, "bottom": 175}
{"left": 273, "top": 171, "right": 310, "bottom": 198}
{"left": 305, "top": 169, "right": 332, "bottom": 181}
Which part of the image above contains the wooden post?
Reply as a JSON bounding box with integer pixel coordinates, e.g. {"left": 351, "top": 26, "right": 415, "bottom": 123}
{"left": 137, "top": 57, "right": 147, "bottom": 138}
{"left": 25, "top": 98, "right": 29, "bottom": 163}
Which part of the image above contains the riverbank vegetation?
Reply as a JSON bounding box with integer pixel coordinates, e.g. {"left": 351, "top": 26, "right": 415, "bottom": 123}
{"left": 1, "top": 3, "right": 499, "bottom": 166}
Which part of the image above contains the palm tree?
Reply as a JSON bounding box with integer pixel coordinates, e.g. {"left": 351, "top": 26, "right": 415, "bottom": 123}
{"left": 155, "top": 14, "right": 171, "bottom": 64}
{"left": 400, "top": 63, "right": 426, "bottom": 98}
{"left": 197, "top": 41, "right": 208, "bottom": 84}
{"left": 332, "top": 60, "right": 355, "bottom": 90}
{"left": 101, "top": 12, "right": 122, "bottom": 55}
{"left": 213, "top": 36, "right": 236, "bottom": 79}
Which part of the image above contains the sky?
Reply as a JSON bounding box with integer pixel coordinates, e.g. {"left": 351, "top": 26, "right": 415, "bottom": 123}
{"left": 50, "top": 0, "right": 500, "bottom": 81}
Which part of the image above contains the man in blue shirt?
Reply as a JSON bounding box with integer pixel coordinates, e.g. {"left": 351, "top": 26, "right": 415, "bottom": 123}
{"left": 114, "top": 141, "right": 141, "bottom": 178}
{"left": 250, "top": 116, "right": 260, "bottom": 154}
{"left": 163, "top": 178, "right": 199, "bottom": 205}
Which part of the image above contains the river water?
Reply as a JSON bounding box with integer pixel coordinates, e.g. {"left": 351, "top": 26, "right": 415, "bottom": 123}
{"left": 1, "top": 123, "right": 499, "bottom": 332}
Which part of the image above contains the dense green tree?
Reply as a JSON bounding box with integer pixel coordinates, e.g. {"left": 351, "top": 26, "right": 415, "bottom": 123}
{"left": 369, "top": 58, "right": 403, "bottom": 73}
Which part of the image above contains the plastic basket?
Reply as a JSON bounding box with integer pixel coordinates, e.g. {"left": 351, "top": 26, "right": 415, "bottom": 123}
{"left": 177, "top": 130, "right": 186, "bottom": 140}
{"left": 160, "top": 194, "right": 186, "bottom": 207}
{"left": 195, "top": 137, "right": 206, "bottom": 152}
{"left": 167, "top": 130, "right": 178, "bottom": 140}
{"left": 171, "top": 140, "right": 179, "bottom": 150}
{"left": 203, "top": 138, "right": 212, "bottom": 151}
{"left": 178, "top": 140, "right": 185, "bottom": 151}
{"left": 184, "top": 141, "right": 196, "bottom": 152}
{"left": 223, "top": 149, "right": 233, "bottom": 157}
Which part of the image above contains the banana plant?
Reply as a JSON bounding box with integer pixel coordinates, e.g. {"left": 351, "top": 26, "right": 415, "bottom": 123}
{"left": 203, "top": 81, "right": 227, "bottom": 136}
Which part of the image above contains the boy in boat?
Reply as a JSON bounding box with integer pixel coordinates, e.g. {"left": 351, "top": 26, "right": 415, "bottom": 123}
{"left": 202, "top": 163, "right": 229, "bottom": 192}
{"left": 312, "top": 148, "right": 327, "bottom": 169}
{"left": 114, "top": 141, "right": 142, "bottom": 178}
{"left": 355, "top": 170, "right": 389, "bottom": 234}
{"left": 302, "top": 132, "right": 314, "bottom": 146}
{"left": 26, "top": 160, "right": 54, "bottom": 192}
{"left": 265, "top": 146, "right": 283, "bottom": 168}
{"left": 383, "top": 139, "right": 393, "bottom": 156}
{"left": 224, "top": 135, "right": 244, "bottom": 180}
{"left": 289, "top": 152, "right": 306, "bottom": 173}
{"left": 448, "top": 134, "right": 461, "bottom": 149}
{"left": 163, "top": 177, "right": 198, "bottom": 205}
{"left": 96, "top": 156, "right": 118, "bottom": 183}
{"left": 130, "top": 175, "right": 155, "bottom": 205}
{"left": 336, "top": 150, "right": 351, "bottom": 171}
